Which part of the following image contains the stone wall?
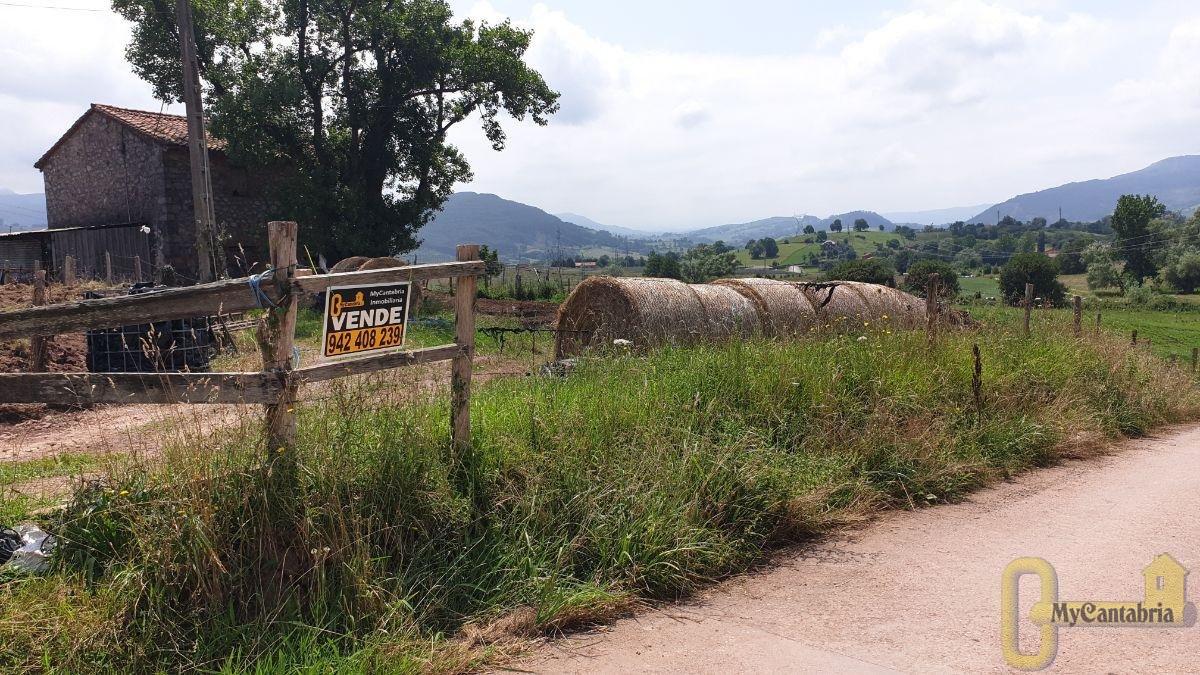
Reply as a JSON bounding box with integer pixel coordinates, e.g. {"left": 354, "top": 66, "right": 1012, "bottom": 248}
{"left": 40, "top": 109, "right": 276, "bottom": 280}
{"left": 161, "top": 149, "right": 273, "bottom": 278}
{"left": 41, "top": 112, "right": 166, "bottom": 232}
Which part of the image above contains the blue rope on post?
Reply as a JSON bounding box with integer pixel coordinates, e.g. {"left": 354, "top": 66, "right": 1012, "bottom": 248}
{"left": 247, "top": 266, "right": 277, "bottom": 308}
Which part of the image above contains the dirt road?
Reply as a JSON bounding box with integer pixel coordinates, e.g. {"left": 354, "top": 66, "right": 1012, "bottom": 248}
{"left": 519, "top": 427, "right": 1200, "bottom": 673}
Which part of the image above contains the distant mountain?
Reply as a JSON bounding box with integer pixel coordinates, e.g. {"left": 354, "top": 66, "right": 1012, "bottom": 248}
{"left": 413, "top": 192, "right": 647, "bottom": 262}
{"left": 969, "top": 156, "right": 1200, "bottom": 225}
{"left": 686, "top": 211, "right": 894, "bottom": 243}
{"left": 555, "top": 212, "right": 654, "bottom": 239}
{"left": 821, "top": 210, "right": 892, "bottom": 231}
{"left": 883, "top": 204, "right": 993, "bottom": 227}
{"left": 687, "top": 215, "right": 824, "bottom": 243}
{"left": 0, "top": 189, "right": 47, "bottom": 229}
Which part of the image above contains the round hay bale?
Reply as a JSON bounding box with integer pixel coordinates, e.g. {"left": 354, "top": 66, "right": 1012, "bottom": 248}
{"left": 555, "top": 277, "right": 708, "bottom": 357}
{"left": 799, "top": 282, "right": 872, "bottom": 330}
{"left": 356, "top": 256, "right": 411, "bottom": 271}
{"left": 325, "top": 256, "right": 422, "bottom": 315}
{"left": 688, "top": 283, "right": 763, "bottom": 339}
{"left": 329, "top": 256, "right": 370, "bottom": 273}
{"left": 712, "top": 278, "right": 816, "bottom": 337}
{"left": 835, "top": 281, "right": 925, "bottom": 329}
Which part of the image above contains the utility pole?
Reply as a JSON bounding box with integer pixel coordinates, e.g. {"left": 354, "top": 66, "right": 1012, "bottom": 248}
{"left": 176, "top": 0, "right": 216, "bottom": 282}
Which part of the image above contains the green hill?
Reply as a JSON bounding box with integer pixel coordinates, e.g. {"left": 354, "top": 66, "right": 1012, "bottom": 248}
{"left": 736, "top": 230, "right": 899, "bottom": 268}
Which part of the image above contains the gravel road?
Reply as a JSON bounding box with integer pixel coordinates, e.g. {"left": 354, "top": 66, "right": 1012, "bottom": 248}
{"left": 518, "top": 426, "right": 1200, "bottom": 673}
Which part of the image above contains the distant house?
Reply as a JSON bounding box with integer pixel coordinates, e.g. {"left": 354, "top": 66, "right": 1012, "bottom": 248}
{"left": 34, "top": 103, "right": 277, "bottom": 280}
{"left": 575, "top": 260, "right": 597, "bottom": 268}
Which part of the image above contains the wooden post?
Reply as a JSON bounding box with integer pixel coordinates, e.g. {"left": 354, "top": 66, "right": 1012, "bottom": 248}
{"left": 1095, "top": 311, "right": 1101, "bottom": 334}
{"left": 1023, "top": 283, "right": 1033, "bottom": 336}
{"left": 1072, "top": 295, "right": 1082, "bottom": 337}
{"left": 29, "top": 270, "right": 48, "bottom": 372}
{"left": 260, "top": 221, "right": 299, "bottom": 468}
{"left": 134, "top": 255, "right": 143, "bottom": 283}
{"left": 1192, "top": 347, "right": 1197, "bottom": 373}
{"left": 971, "top": 343, "right": 983, "bottom": 412}
{"left": 64, "top": 255, "right": 75, "bottom": 287}
{"left": 105, "top": 251, "right": 113, "bottom": 284}
{"left": 925, "top": 273, "right": 938, "bottom": 343}
{"left": 452, "top": 244, "right": 479, "bottom": 455}
{"left": 1131, "top": 329, "right": 1138, "bottom": 346}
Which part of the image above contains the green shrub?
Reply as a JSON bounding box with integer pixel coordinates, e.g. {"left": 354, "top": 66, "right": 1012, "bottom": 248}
{"left": 827, "top": 258, "right": 895, "bottom": 286}
{"left": 1000, "top": 253, "right": 1067, "bottom": 306}
{"left": 903, "top": 260, "right": 959, "bottom": 299}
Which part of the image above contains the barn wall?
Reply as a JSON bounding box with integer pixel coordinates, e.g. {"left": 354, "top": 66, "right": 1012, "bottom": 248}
{"left": 0, "top": 233, "right": 46, "bottom": 278}
{"left": 160, "top": 149, "right": 273, "bottom": 277}
{"left": 40, "top": 112, "right": 167, "bottom": 231}
{"left": 49, "top": 225, "right": 152, "bottom": 281}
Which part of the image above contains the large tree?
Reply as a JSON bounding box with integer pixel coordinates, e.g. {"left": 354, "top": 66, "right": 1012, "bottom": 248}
{"left": 112, "top": 0, "right": 559, "bottom": 258}
{"left": 1110, "top": 194, "right": 1167, "bottom": 282}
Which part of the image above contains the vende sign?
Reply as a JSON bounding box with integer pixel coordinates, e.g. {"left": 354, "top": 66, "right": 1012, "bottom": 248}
{"left": 321, "top": 281, "right": 411, "bottom": 358}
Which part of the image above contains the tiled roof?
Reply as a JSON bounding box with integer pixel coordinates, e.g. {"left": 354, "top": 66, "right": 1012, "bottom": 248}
{"left": 35, "top": 103, "right": 226, "bottom": 169}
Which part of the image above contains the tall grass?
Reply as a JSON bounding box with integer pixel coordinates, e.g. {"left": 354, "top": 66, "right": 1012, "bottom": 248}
{"left": 1, "top": 314, "right": 1197, "bottom": 672}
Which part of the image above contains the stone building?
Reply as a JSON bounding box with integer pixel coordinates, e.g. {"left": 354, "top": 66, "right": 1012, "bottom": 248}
{"left": 34, "top": 103, "right": 276, "bottom": 280}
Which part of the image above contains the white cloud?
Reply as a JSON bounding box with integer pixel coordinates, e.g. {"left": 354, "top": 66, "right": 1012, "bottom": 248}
{"left": 0, "top": 6, "right": 169, "bottom": 192}
{"left": 454, "top": 0, "right": 1191, "bottom": 229}
{"left": 3, "top": 0, "right": 1200, "bottom": 230}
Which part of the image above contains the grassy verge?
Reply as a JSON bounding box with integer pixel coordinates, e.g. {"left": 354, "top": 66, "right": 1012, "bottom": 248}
{"left": 2, "top": 313, "right": 1198, "bottom": 672}
{"left": 967, "top": 304, "right": 1200, "bottom": 361}
{"left": 0, "top": 454, "right": 102, "bottom": 523}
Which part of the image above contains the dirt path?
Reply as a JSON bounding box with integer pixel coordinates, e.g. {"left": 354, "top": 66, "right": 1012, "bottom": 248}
{"left": 0, "top": 354, "right": 538, "bottom": 465}
{"left": 518, "top": 426, "right": 1200, "bottom": 673}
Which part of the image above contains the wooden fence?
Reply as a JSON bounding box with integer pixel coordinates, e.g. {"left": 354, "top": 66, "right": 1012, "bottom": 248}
{"left": 0, "top": 221, "right": 484, "bottom": 453}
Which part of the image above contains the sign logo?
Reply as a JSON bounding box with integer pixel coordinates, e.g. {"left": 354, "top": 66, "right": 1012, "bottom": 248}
{"left": 321, "top": 282, "right": 411, "bottom": 358}
{"left": 1001, "top": 554, "right": 1194, "bottom": 670}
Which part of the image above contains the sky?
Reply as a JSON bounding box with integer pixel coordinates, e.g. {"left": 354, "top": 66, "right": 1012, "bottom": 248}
{"left": 2, "top": 0, "right": 1199, "bottom": 231}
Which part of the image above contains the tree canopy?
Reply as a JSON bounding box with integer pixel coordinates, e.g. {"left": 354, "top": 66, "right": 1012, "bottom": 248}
{"left": 902, "top": 259, "right": 958, "bottom": 300}
{"left": 828, "top": 258, "right": 894, "bottom": 286}
{"left": 112, "top": 0, "right": 559, "bottom": 259}
{"left": 999, "top": 253, "right": 1066, "bottom": 306}
{"left": 1110, "top": 194, "right": 1167, "bottom": 282}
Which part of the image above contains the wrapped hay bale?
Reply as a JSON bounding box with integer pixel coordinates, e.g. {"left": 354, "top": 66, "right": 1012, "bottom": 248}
{"left": 554, "top": 276, "right": 932, "bottom": 357}
{"left": 713, "top": 278, "right": 817, "bottom": 337}
{"left": 555, "top": 277, "right": 708, "bottom": 356}
{"left": 798, "top": 282, "right": 872, "bottom": 330}
{"left": 689, "top": 283, "right": 763, "bottom": 340}
{"left": 835, "top": 281, "right": 926, "bottom": 329}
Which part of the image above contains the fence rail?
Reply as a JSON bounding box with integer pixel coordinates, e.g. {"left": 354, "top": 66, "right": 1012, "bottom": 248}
{"left": 0, "top": 222, "right": 482, "bottom": 454}
{"left": 0, "top": 259, "right": 484, "bottom": 343}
